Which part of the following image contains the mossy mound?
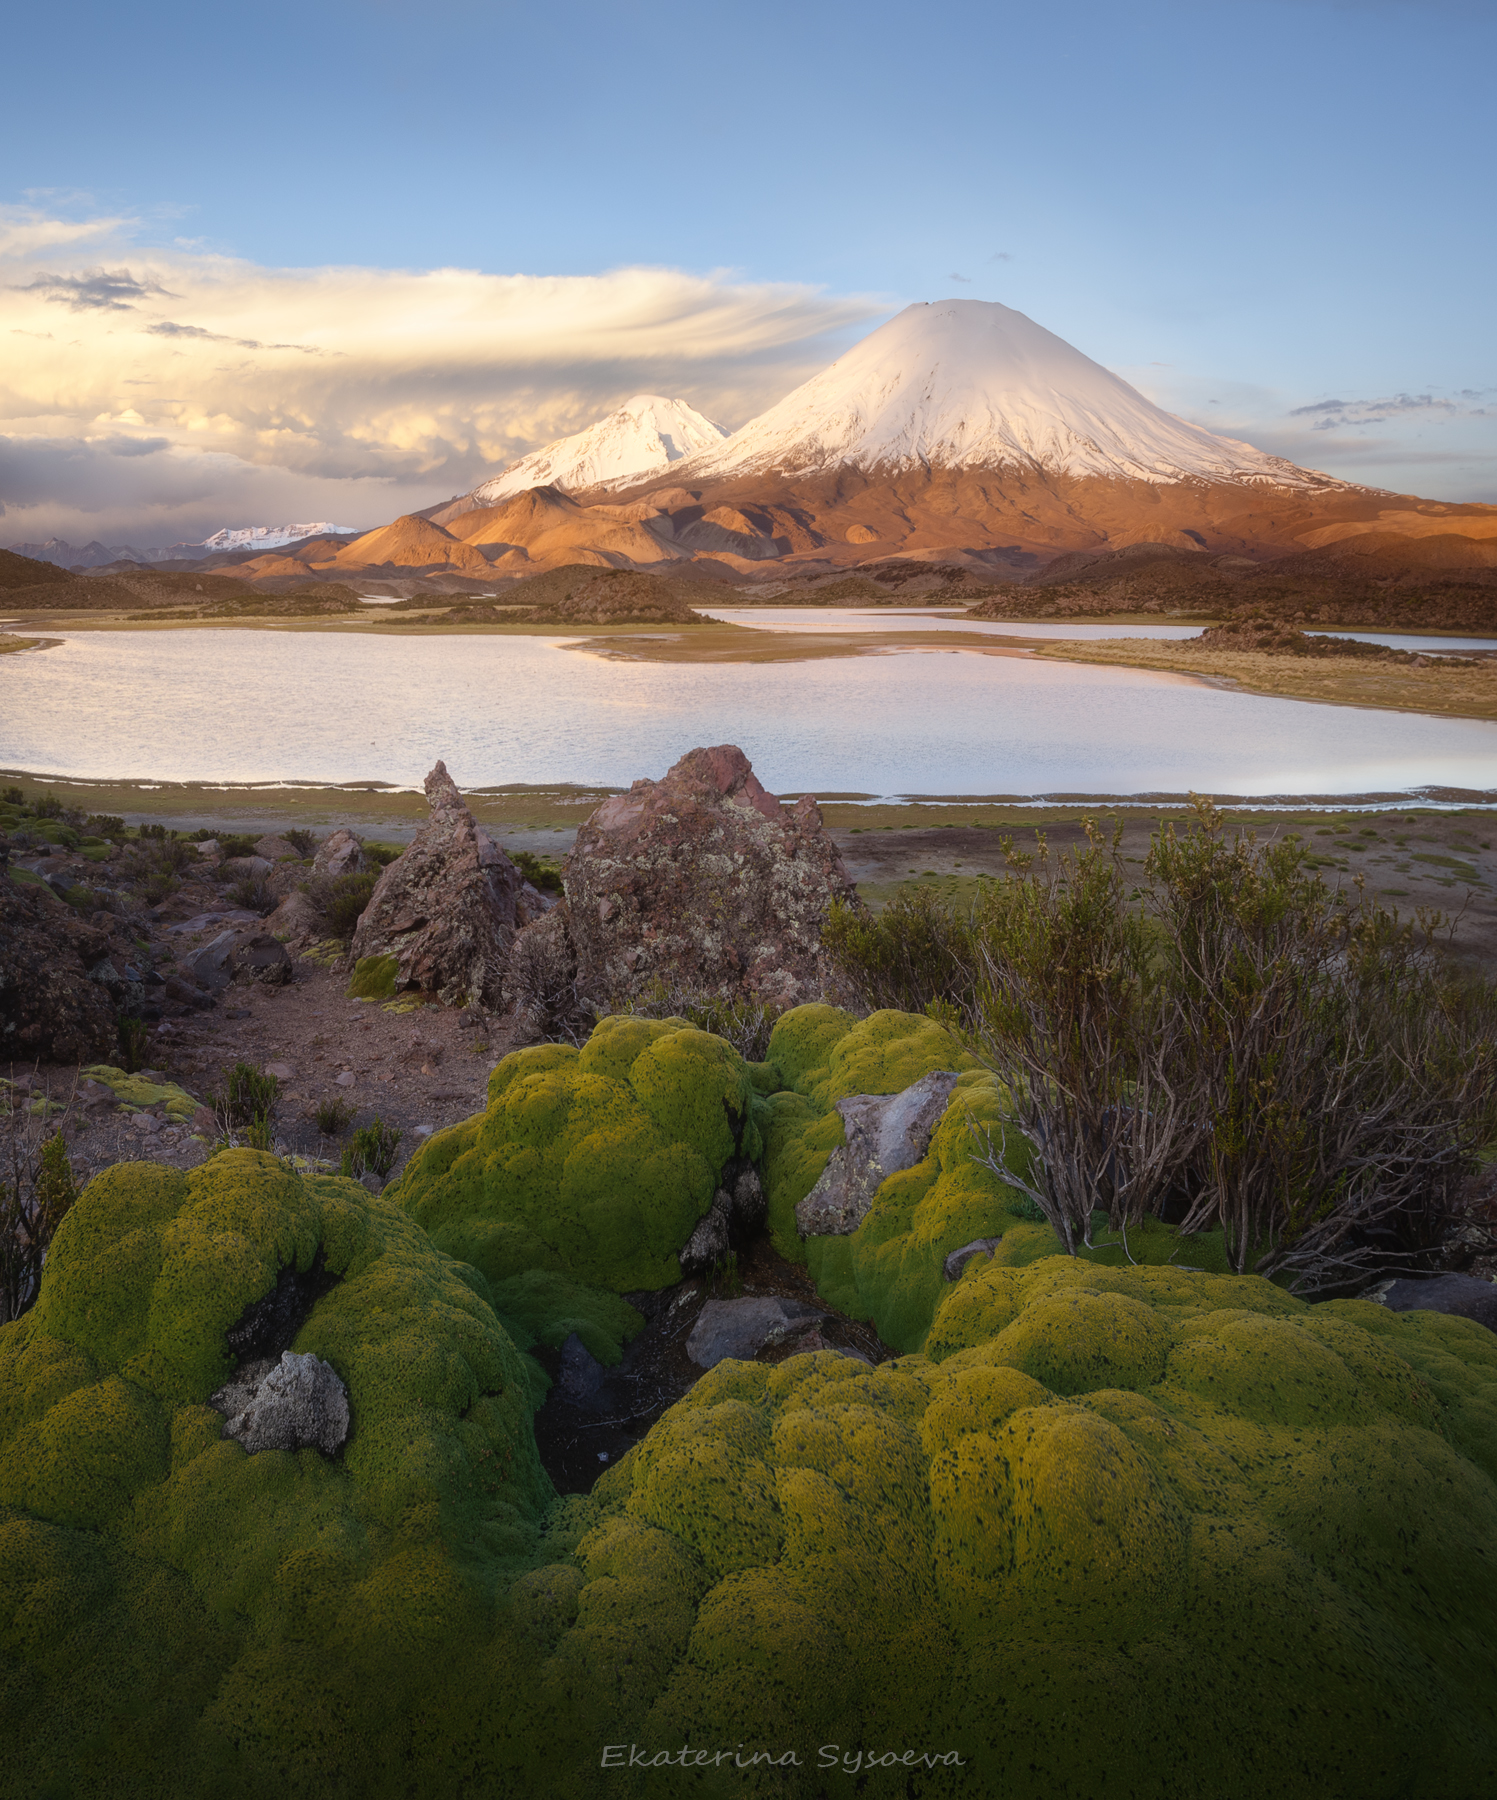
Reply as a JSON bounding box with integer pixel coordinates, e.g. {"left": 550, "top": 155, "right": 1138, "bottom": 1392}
{"left": 761, "top": 1007, "right": 1231, "bottom": 1352}
{"left": 80, "top": 1063, "right": 199, "bottom": 1123}
{"left": 516, "top": 1258, "right": 1497, "bottom": 1797}
{"left": 0, "top": 1149, "right": 554, "bottom": 1798}
{"left": 391, "top": 1015, "right": 767, "bottom": 1297}
{"left": 347, "top": 952, "right": 399, "bottom": 1000}
{"left": 4, "top": 1150, "right": 1497, "bottom": 1797}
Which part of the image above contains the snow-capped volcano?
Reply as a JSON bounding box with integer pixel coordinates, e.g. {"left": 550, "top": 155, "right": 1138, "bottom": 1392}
{"left": 675, "top": 300, "right": 1335, "bottom": 490}
{"left": 466, "top": 395, "right": 728, "bottom": 507}
{"left": 195, "top": 522, "right": 353, "bottom": 553}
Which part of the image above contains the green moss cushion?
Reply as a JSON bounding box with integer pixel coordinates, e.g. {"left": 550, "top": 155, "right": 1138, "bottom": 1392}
{"left": 5, "top": 1162, "right": 1496, "bottom": 1799}
{"left": 392, "top": 1016, "right": 766, "bottom": 1295}
{"left": 524, "top": 1259, "right": 1497, "bottom": 1798}
{"left": 0, "top": 1149, "right": 555, "bottom": 1799}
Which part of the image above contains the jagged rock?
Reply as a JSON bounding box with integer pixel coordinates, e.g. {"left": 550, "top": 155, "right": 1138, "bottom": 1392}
{"left": 796, "top": 1070, "right": 962, "bottom": 1237}
{"left": 0, "top": 875, "right": 118, "bottom": 1063}
{"left": 212, "top": 1350, "right": 350, "bottom": 1455}
{"left": 679, "top": 1168, "right": 766, "bottom": 1275}
{"left": 562, "top": 744, "right": 862, "bottom": 1008}
{"left": 181, "top": 926, "right": 293, "bottom": 989}
{"left": 1369, "top": 1273, "right": 1497, "bottom": 1333}
{"left": 349, "top": 761, "right": 522, "bottom": 1008}
{"left": 313, "top": 829, "right": 366, "bottom": 880}
{"left": 253, "top": 834, "right": 299, "bottom": 862}
{"left": 221, "top": 855, "right": 274, "bottom": 882}
{"left": 515, "top": 880, "right": 557, "bottom": 928}
{"left": 265, "top": 889, "right": 326, "bottom": 948}
{"left": 686, "top": 1296, "right": 830, "bottom": 1370}
{"left": 944, "top": 1237, "right": 1002, "bottom": 1282}
{"left": 234, "top": 934, "right": 293, "bottom": 986}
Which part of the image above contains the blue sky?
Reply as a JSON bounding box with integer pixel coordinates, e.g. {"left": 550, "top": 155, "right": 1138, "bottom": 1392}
{"left": 2, "top": 0, "right": 1494, "bottom": 542}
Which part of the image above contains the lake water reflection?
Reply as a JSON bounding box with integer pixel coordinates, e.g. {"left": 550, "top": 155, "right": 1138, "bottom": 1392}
{"left": 2, "top": 624, "right": 1495, "bottom": 798}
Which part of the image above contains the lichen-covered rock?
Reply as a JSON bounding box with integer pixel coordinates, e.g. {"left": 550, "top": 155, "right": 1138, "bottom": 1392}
{"left": 0, "top": 872, "right": 118, "bottom": 1063}
{"left": 212, "top": 1349, "right": 350, "bottom": 1454}
{"left": 562, "top": 744, "right": 861, "bottom": 1008}
{"left": 311, "top": 827, "right": 366, "bottom": 879}
{"left": 795, "top": 1068, "right": 961, "bottom": 1235}
{"left": 349, "top": 760, "right": 522, "bottom": 1008}
{"left": 391, "top": 1013, "right": 767, "bottom": 1295}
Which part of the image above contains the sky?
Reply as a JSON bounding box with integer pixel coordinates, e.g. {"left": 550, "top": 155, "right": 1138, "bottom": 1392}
{"left": 2, "top": 0, "right": 1494, "bottom": 547}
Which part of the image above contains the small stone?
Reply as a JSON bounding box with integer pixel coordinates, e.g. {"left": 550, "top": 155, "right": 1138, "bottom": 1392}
{"left": 130, "top": 1112, "right": 161, "bottom": 1134}
{"left": 264, "top": 1062, "right": 294, "bottom": 1080}
{"left": 335, "top": 1071, "right": 356, "bottom": 1087}
{"left": 212, "top": 1350, "right": 349, "bottom": 1456}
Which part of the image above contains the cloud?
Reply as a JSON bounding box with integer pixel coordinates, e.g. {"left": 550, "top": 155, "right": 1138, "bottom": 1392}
{"left": 0, "top": 211, "right": 883, "bottom": 541}
{"left": 949, "top": 272, "right": 973, "bottom": 284}
{"left": 16, "top": 268, "right": 176, "bottom": 311}
{"left": 989, "top": 251, "right": 1015, "bottom": 263}
{"left": 1289, "top": 392, "right": 1470, "bottom": 430}
{"left": 0, "top": 205, "right": 137, "bottom": 259}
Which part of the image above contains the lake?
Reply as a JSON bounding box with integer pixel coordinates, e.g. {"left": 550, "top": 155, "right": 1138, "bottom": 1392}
{"left": 2, "top": 621, "right": 1495, "bottom": 800}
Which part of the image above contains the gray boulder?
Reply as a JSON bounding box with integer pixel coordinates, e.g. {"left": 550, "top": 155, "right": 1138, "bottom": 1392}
{"left": 556, "top": 1332, "right": 607, "bottom": 1406}
{"left": 313, "top": 828, "right": 366, "bottom": 880}
{"left": 1368, "top": 1273, "right": 1497, "bottom": 1333}
{"left": 212, "top": 1350, "right": 350, "bottom": 1455}
{"left": 686, "top": 1295, "right": 829, "bottom": 1370}
{"left": 796, "top": 1069, "right": 961, "bottom": 1237}
{"left": 349, "top": 760, "right": 523, "bottom": 1009}
{"left": 182, "top": 927, "right": 291, "bottom": 991}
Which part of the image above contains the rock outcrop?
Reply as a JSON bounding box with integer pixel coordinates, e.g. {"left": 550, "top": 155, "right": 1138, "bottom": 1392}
{"left": 562, "top": 744, "right": 861, "bottom": 1007}
{"left": 0, "top": 874, "right": 118, "bottom": 1063}
{"left": 679, "top": 1167, "right": 765, "bottom": 1274}
{"left": 212, "top": 1350, "right": 350, "bottom": 1456}
{"left": 349, "top": 761, "right": 522, "bottom": 1008}
{"left": 312, "top": 828, "right": 366, "bottom": 880}
{"left": 1371, "top": 1273, "right": 1497, "bottom": 1334}
{"left": 796, "top": 1069, "right": 962, "bottom": 1236}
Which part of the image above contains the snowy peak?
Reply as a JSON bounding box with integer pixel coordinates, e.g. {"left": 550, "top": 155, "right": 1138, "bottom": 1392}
{"left": 676, "top": 300, "right": 1338, "bottom": 491}
{"left": 195, "top": 522, "right": 354, "bottom": 553}
{"left": 466, "top": 395, "right": 728, "bottom": 507}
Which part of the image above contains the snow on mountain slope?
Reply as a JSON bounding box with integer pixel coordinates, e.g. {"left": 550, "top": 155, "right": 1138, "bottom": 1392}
{"left": 196, "top": 522, "right": 353, "bottom": 553}
{"left": 675, "top": 300, "right": 1338, "bottom": 490}
{"left": 466, "top": 395, "right": 728, "bottom": 507}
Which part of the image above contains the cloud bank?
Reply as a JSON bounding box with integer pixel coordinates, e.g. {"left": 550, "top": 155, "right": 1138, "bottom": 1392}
{"left": 0, "top": 206, "right": 878, "bottom": 542}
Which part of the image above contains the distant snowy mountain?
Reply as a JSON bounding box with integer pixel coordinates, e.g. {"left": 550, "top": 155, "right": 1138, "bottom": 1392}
{"left": 675, "top": 300, "right": 1338, "bottom": 490}
{"left": 193, "top": 522, "right": 353, "bottom": 553}
{"left": 463, "top": 395, "right": 728, "bottom": 508}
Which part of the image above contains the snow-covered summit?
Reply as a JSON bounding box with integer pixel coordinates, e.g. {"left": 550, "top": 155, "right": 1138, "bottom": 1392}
{"left": 466, "top": 395, "right": 728, "bottom": 507}
{"left": 676, "top": 300, "right": 1336, "bottom": 490}
{"left": 196, "top": 522, "right": 353, "bottom": 553}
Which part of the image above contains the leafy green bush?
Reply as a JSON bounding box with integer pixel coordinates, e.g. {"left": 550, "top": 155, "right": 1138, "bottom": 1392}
{"left": 31, "top": 792, "right": 62, "bottom": 820}
{"left": 324, "top": 870, "right": 377, "bottom": 940}
{"left": 283, "top": 827, "right": 316, "bottom": 856}
{"left": 2, "top": 785, "right": 23, "bottom": 806}
{"left": 315, "top": 1095, "right": 355, "bottom": 1137}
{"left": 510, "top": 848, "right": 564, "bottom": 894}
{"left": 822, "top": 886, "right": 980, "bottom": 1019}
{"left": 342, "top": 1115, "right": 403, "bottom": 1180}
{"left": 83, "top": 813, "right": 124, "bottom": 839}
{"left": 117, "top": 1016, "right": 149, "bottom": 1074}
{"left": 227, "top": 875, "right": 275, "bottom": 915}
{"left": 828, "top": 807, "right": 1497, "bottom": 1291}
{"left": 216, "top": 833, "right": 257, "bottom": 858}
{"left": 1, "top": 1128, "right": 78, "bottom": 1324}
{"left": 214, "top": 1060, "right": 278, "bottom": 1131}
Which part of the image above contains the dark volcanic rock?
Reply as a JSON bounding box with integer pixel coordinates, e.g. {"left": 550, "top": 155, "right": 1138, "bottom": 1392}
{"left": 562, "top": 743, "right": 861, "bottom": 1008}
{"left": 685, "top": 1295, "right": 830, "bottom": 1370}
{"left": 1372, "top": 1273, "right": 1497, "bottom": 1333}
{"left": 796, "top": 1070, "right": 961, "bottom": 1237}
{"left": 0, "top": 875, "right": 118, "bottom": 1063}
{"left": 349, "top": 760, "right": 523, "bottom": 1008}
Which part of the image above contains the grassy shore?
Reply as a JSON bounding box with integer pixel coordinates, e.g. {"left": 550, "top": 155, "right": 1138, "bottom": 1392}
{"left": 1033, "top": 637, "right": 1497, "bottom": 722}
